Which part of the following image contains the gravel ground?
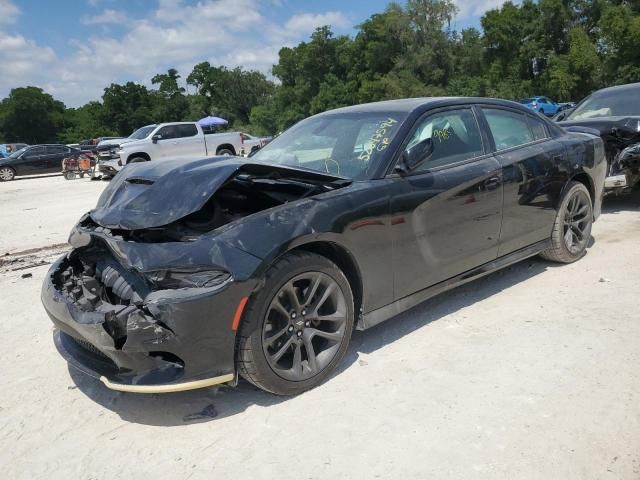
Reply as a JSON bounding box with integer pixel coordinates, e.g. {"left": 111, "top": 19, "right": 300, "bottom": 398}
{"left": 0, "top": 176, "right": 638, "bottom": 480}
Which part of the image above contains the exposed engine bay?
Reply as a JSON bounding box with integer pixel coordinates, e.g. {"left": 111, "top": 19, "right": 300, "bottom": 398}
{"left": 86, "top": 160, "right": 351, "bottom": 242}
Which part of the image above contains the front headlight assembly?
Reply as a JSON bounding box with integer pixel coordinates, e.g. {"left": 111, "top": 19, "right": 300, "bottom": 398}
{"left": 146, "top": 270, "right": 232, "bottom": 289}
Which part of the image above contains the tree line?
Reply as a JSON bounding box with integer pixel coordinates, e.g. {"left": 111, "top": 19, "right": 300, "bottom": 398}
{"left": 1, "top": 0, "right": 639, "bottom": 145}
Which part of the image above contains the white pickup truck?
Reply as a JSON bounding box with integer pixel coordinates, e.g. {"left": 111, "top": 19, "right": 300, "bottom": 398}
{"left": 97, "top": 122, "right": 262, "bottom": 176}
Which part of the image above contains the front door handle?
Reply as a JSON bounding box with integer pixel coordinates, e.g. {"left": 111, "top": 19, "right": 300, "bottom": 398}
{"left": 484, "top": 176, "right": 501, "bottom": 190}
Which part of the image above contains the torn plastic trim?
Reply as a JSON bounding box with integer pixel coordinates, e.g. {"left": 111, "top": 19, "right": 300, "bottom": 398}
{"left": 99, "top": 373, "right": 234, "bottom": 393}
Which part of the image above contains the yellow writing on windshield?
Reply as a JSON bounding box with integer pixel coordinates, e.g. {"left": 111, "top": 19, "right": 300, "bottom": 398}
{"left": 358, "top": 117, "right": 398, "bottom": 162}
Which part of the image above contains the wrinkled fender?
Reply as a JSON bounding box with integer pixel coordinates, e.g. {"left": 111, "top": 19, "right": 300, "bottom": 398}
{"left": 210, "top": 181, "right": 391, "bottom": 311}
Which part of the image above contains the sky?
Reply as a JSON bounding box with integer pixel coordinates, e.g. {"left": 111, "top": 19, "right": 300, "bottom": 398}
{"left": 0, "top": 0, "right": 513, "bottom": 107}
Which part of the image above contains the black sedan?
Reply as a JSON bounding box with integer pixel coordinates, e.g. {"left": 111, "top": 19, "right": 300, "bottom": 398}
{"left": 42, "top": 98, "right": 606, "bottom": 395}
{"left": 556, "top": 82, "right": 640, "bottom": 194}
{"left": 0, "top": 144, "right": 82, "bottom": 181}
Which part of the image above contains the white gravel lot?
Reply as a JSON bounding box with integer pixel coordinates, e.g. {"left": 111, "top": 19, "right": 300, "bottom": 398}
{"left": 0, "top": 176, "right": 638, "bottom": 480}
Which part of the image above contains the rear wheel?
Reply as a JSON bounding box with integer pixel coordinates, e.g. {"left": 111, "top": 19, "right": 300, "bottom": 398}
{"left": 217, "top": 148, "right": 234, "bottom": 156}
{"left": 64, "top": 171, "right": 76, "bottom": 180}
{"left": 540, "top": 181, "right": 593, "bottom": 263}
{"left": 237, "top": 251, "right": 354, "bottom": 395}
{"left": 0, "top": 167, "right": 15, "bottom": 181}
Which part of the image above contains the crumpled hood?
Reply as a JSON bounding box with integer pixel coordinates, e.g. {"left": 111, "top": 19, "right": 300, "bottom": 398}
{"left": 91, "top": 156, "right": 344, "bottom": 230}
{"left": 559, "top": 116, "right": 640, "bottom": 143}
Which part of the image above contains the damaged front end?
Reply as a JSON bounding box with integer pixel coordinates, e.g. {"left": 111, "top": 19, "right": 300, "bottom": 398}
{"left": 605, "top": 142, "right": 640, "bottom": 191}
{"left": 562, "top": 117, "right": 640, "bottom": 194}
{"left": 42, "top": 246, "right": 246, "bottom": 392}
{"left": 42, "top": 157, "right": 350, "bottom": 392}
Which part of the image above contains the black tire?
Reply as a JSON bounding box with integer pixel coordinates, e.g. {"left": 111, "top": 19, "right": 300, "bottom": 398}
{"left": 540, "top": 181, "right": 593, "bottom": 263}
{"left": 217, "top": 148, "right": 234, "bottom": 156}
{"left": 0, "top": 166, "right": 15, "bottom": 181}
{"left": 64, "top": 171, "right": 76, "bottom": 180}
{"left": 127, "top": 156, "right": 148, "bottom": 164}
{"left": 237, "top": 251, "right": 355, "bottom": 395}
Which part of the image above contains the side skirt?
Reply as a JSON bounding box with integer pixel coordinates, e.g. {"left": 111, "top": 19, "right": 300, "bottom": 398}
{"left": 358, "top": 239, "right": 551, "bottom": 330}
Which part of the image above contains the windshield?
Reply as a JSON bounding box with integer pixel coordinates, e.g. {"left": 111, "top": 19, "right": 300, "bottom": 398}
{"left": 568, "top": 87, "right": 640, "bottom": 120}
{"left": 519, "top": 98, "right": 535, "bottom": 104}
{"left": 129, "top": 125, "right": 156, "bottom": 140}
{"left": 9, "top": 147, "right": 27, "bottom": 158}
{"left": 251, "top": 112, "right": 408, "bottom": 179}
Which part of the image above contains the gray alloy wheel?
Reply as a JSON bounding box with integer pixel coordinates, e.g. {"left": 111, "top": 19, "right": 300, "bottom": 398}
{"left": 540, "top": 181, "right": 593, "bottom": 263}
{"left": 237, "top": 251, "right": 355, "bottom": 395}
{"left": 217, "top": 149, "right": 234, "bottom": 156}
{"left": 562, "top": 190, "right": 592, "bottom": 254}
{"left": 262, "top": 271, "right": 348, "bottom": 382}
{"left": 64, "top": 171, "right": 76, "bottom": 180}
{"left": 0, "top": 167, "right": 15, "bottom": 181}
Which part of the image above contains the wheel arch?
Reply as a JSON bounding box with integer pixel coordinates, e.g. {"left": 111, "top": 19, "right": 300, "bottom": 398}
{"left": 126, "top": 152, "right": 151, "bottom": 163}
{"left": 569, "top": 172, "right": 595, "bottom": 206}
{"left": 216, "top": 144, "right": 236, "bottom": 155}
{"left": 287, "top": 241, "right": 364, "bottom": 323}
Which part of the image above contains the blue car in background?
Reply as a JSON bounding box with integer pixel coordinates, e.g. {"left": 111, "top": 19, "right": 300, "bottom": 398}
{"left": 519, "top": 96, "right": 561, "bottom": 116}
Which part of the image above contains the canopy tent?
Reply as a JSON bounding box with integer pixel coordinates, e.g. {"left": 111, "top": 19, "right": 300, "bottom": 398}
{"left": 197, "top": 116, "right": 228, "bottom": 127}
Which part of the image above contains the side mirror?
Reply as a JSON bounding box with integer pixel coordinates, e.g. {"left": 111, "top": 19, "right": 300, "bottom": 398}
{"left": 248, "top": 145, "right": 261, "bottom": 158}
{"left": 152, "top": 134, "right": 162, "bottom": 144}
{"left": 395, "top": 138, "right": 434, "bottom": 175}
{"left": 554, "top": 109, "right": 573, "bottom": 122}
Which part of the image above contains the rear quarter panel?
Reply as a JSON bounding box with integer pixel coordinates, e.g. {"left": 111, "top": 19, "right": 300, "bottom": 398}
{"left": 556, "top": 132, "right": 606, "bottom": 219}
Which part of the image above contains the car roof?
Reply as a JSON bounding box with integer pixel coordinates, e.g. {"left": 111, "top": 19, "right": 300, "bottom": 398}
{"left": 318, "top": 96, "right": 535, "bottom": 115}
{"left": 156, "top": 122, "right": 196, "bottom": 127}
{"left": 592, "top": 82, "right": 640, "bottom": 94}
{"left": 30, "top": 144, "right": 71, "bottom": 147}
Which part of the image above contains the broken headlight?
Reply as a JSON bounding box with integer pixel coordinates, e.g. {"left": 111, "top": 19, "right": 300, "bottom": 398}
{"left": 146, "top": 270, "right": 232, "bottom": 289}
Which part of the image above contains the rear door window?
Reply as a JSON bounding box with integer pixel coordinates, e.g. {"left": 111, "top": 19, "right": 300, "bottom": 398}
{"left": 177, "top": 124, "right": 198, "bottom": 138}
{"left": 526, "top": 115, "right": 549, "bottom": 141}
{"left": 482, "top": 108, "right": 535, "bottom": 151}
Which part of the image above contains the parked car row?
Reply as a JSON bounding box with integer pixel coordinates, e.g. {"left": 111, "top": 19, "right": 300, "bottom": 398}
{"left": 0, "top": 124, "right": 270, "bottom": 181}
{"left": 0, "top": 144, "right": 89, "bottom": 181}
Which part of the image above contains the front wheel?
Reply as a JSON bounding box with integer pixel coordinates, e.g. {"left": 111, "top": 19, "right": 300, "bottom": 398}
{"left": 217, "top": 149, "right": 234, "bottom": 156}
{"left": 540, "top": 181, "right": 593, "bottom": 263}
{"left": 237, "top": 251, "right": 355, "bottom": 395}
{"left": 127, "top": 157, "right": 147, "bottom": 164}
{"left": 0, "top": 167, "right": 15, "bottom": 181}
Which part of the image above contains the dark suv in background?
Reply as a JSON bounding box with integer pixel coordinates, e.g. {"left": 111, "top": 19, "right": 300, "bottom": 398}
{"left": 0, "top": 144, "right": 82, "bottom": 181}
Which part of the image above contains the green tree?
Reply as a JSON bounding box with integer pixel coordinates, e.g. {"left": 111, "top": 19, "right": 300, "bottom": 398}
{"left": 0, "top": 87, "right": 66, "bottom": 144}
{"left": 100, "top": 82, "right": 155, "bottom": 136}
{"left": 58, "top": 101, "right": 117, "bottom": 144}
{"left": 151, "top": 68, "right": 189, "bottom": 121}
